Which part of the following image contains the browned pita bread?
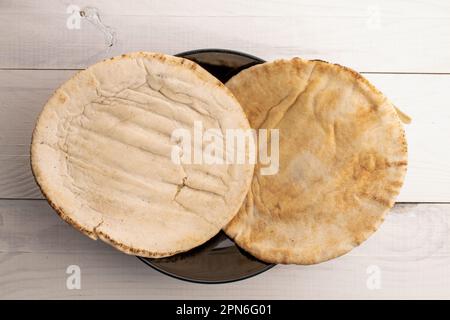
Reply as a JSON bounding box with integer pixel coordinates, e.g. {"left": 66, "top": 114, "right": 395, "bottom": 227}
{"left": 224, "top": 58, "right": 407, "bottom": 264}
{"left": 31, "top": 52, "right": 254, "bottom": 258}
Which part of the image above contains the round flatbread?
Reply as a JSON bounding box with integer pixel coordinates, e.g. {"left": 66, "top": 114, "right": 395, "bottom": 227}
{"left": 31, "top": 52, "right": 254, "bottom": 258}
{"left": 224, "top": 58, "right": 407, "bottom": 264}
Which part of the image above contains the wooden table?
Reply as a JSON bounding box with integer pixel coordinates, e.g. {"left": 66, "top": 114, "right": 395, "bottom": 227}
{"left": 1, "top": 0, "right": 449, "bottom": 299}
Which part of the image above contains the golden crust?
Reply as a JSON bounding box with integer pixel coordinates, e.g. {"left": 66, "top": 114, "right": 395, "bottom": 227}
{"left": 31, "top": 51, "right": 254, "bottom": 258}
{"left": 224, "top": 58, "right": 408, "bottom": 265}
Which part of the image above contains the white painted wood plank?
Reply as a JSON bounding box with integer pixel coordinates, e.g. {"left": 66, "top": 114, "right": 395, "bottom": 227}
{"left": 1, "top": 0, "right": 449, "bottom": 71}
{"left": 364, "top": 73, "right": 450, "bottom": 203}
{"left": 0, "top": 200, "right": 449, "bottom": 299}
{"left": 4, "top": 0, "right": 450, "bottom": 17}
{"left": 1, "top": 70, "right": 448, "bottom": 201}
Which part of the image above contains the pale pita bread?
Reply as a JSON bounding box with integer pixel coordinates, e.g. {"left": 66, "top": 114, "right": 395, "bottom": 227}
{"left": 224, "top": 58, "right": 407, "bottom": 264}
{"left": 31, "top": 52, "right": 254, "bottom": 258}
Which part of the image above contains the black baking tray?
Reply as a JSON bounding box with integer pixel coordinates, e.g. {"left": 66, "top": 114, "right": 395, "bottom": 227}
{"left": 137, "top": 49, "right": 275, "bottom": 284}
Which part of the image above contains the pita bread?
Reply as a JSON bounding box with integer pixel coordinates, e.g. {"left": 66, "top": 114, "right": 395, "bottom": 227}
{"left": 31, "top": 52, "right": 254, "bottom": 258}
{"left": 224, "top": 58, "right": 407, "bottom": 264}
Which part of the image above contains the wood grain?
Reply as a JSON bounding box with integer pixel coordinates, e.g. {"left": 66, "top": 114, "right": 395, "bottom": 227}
{"left": 1, "top": 70, "right": 449, "bottom": 201}
{"left": 1, "top": 0, "right": 450, "bottom": 72}
{"left": 0, "top": 200, "right": 449, "bottom": 299}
